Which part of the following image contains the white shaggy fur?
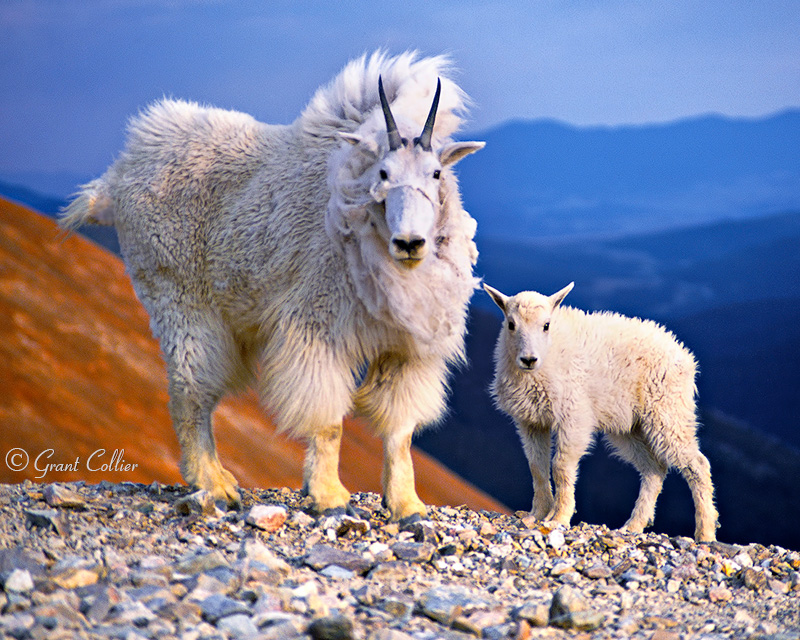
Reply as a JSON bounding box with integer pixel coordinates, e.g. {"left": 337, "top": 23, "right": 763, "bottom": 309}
{"left": 484, "top": 282, "right": 718, "bottom": 542}
{"left": 61, "top": 51, "right": 484, "bottom": 520}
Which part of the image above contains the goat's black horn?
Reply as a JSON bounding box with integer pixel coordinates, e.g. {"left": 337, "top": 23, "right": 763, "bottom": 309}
{"left": 379, "top": 76, "right": 403, "bottom": 151}
{"left": 414, "top": 78, "right": 441, "bottom": 151}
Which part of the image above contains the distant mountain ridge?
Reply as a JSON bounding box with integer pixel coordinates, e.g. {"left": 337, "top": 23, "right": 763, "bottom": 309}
{"left": 4, "top": 108, "right": 799, "bottom": 243}
{"left": 459, "top": 109, "right": 800, "bottom": 239}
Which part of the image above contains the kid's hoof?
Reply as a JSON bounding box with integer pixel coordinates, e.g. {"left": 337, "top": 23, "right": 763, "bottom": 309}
{"left": 618, "top": 522, "right": 646, "bottom": 535}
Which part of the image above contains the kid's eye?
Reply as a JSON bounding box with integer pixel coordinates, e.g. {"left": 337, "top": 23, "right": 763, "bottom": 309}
{"left": 379, "top": 169, "right": 388, "bottom": 181}
{"left": 433, "top": 169, "right": 441, "bottom": 179}
{"left": 508, "top": 320, "right": 516, "bottom": 331}
{"left": 543, "top": 322, "right": 550, "bottom": 332}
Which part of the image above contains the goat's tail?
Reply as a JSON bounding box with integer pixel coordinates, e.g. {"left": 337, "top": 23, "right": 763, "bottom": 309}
{"left": 59, "top": 178, "right": 116, "bottom": 230}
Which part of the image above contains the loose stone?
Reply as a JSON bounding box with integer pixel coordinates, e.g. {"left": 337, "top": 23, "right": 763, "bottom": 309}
{"left": 245, "top": 505, "right": 288, "bottom": 532}
{"left": 742, "top": 567, "right": 768, "bottom": 591}
{"left": 43, "top": 484, "right": 87, "bottom": 509}
{"left": 307, "top": 614, "right": 354, "bottom": 640}
{"left": 216, "top": 612, "right": 260, "bottom": 638}
{"left": 390, "top": 541, "right": 435, "bottom": 563}
{"left": 515, "top": 601, "right": 550, "bottom": 627}
{"left": 3, "top": 569, "right": 34, "bottom": 594}
{"left": 304, "top": 544, "right": 372, "bottom": 575}
{"left": 198, "top": 593, "right": 251, "bottom": 623}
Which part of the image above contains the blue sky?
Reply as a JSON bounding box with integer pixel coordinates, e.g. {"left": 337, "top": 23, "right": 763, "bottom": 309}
{"left": 1, "top": 0, "right": 799, "bottom": 185}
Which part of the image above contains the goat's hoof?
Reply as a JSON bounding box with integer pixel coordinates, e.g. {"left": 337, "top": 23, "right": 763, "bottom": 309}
{"left": 386, "top": 498, "right": 427, "bottom": 523}
{"left": 398, "top": 512, "right": 423, "bottom": 528}
{"left": 309, "top": 487, "right": 351, "bottom": 516}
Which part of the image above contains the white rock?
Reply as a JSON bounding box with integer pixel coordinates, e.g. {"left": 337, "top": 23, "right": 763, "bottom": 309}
{"left": 3, "top": 569, "right": 34, "bottom": 594}
{"left": 733, "top": 552, "right": 754, "bottom": 568}
{"left": 547, "top": 529, "right": 566, "bottom": 550}
{"left": 245, "top": 505, "right": 288, "bottom": 532}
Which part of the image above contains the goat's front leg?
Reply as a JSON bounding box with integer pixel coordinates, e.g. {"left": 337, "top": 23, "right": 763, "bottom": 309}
{"left": 518, "top": 422, "right": 554, "bottom": 519}
{"left": 546, "top": 418, "right": 594, "bottom": 527}
{"left": 355, "top": 354, "right": 448, "bottom": 521}
{"left": 303, "top": 422, "right": 351, "bottom": 513}
{"left": 381, "top": 425, "right": 426, "bottom": 520}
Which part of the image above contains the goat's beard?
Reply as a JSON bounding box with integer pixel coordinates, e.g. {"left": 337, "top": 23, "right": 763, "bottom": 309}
{"left": 329, "top": 204, "right": 469, "bottom": 351}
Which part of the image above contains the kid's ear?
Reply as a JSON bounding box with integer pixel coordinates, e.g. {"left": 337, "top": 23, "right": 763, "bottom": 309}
{"left": 550, "top": 282, "right": 574, "bottom": 310}
{"left": 483, "top": 283, "right": 509, "bottom": 313}
{"left": 439, "top": 141, "right": 485, "bottom": 167}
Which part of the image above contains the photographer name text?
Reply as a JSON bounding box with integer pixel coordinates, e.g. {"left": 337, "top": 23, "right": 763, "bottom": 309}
{"left": 5, "top": 448, "right": 139, "bottom": 479}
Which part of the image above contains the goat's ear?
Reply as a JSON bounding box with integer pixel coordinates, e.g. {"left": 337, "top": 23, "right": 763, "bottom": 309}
{"left": 439, "top": 141, "right": 485, "bottom": 167}
{"left": 338, "top": 132, "right": 362, "bottom": 146}
{"left": 339, "top": 132, "right": 380, "bottom": 158}
{"left": 483, "top": 284, "right": 509, "bottom": 313}
{"left": 550, "top": 282, "right": 574, "bottom": 310}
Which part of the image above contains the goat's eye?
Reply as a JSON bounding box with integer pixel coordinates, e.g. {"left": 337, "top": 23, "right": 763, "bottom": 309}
{"left": 379, "top": 169, "right": 388, "bottom": 181}
{"left": 433, "top": 169, "right": 441, "bottom": 179}
{"left": 507, "top": 320, "right": 516, "bottom": 331}
{"left": 543, "top": 322, "right": 550, "bottom": 332}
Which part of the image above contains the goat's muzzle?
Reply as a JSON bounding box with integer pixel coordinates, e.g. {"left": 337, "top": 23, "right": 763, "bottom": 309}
{"left": 385, "top": 185, "right": 434, "bottom": 268}
{"left": 518, "top": 355, "right": 540, "bottom": 371}
{"left": 391, "top": 234, "right": 428, "bottom": 267}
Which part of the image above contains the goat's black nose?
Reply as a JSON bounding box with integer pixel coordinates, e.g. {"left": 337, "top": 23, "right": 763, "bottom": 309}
{"left": 520, "top": 356, "right": 538, "bottom": 368}
{"left": 392, "top": 237, "right": 426, "bottom": 255}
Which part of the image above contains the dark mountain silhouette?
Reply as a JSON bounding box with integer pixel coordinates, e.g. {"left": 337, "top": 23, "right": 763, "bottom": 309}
{"left": 671, "top": 298, "right": 800, "bottom": 446}
{"left": 0, "top": 196, "right": 506, "bottom": 514}
{"left": 460, "top": 109, "right": 800, "bottom": 239}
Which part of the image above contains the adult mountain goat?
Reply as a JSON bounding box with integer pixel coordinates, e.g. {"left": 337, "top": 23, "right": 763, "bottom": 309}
{"left": 62, "top": 52, "right": 485, "bottom": 520}
{"left": 484, "top": 282, "right": 718, "bottom": 542}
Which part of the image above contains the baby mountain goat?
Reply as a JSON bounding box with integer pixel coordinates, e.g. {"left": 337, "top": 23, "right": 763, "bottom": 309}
{"left": 484, "top": 282, "right": 717, "bottom": 542}
{"left": 61, "top": 52, "right": 484, "bottom": 521}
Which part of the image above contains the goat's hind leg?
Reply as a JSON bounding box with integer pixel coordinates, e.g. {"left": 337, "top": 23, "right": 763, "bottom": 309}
{"left": 163, "top": 316, "right": 243, "bottom": 507}
{"left": 678, "top": 449, "right": 717, "bottom": 542}
{"left": 604, "top": 432, "right": 667, "bottom": 534}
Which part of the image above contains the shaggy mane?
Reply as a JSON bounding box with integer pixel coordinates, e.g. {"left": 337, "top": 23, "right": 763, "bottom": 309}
{"left": 300, "top": 50, "right": 469, "bottom": 141}
{"left": 319, "top": 52, "right": 479, "bottom": 351}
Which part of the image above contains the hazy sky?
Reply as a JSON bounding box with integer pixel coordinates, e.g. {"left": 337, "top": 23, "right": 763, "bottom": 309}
{"left": 1, "top": 0, "right": 799, "bottom": 181}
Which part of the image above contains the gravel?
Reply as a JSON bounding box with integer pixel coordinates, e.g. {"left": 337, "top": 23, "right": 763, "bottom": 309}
{"left": 0, "top": 479, "right": 798, "bottom": 639}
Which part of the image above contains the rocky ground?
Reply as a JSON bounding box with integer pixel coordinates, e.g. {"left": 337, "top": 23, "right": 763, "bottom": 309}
{"left": 0, "top": 481, "right": 798, "bottom": 640}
